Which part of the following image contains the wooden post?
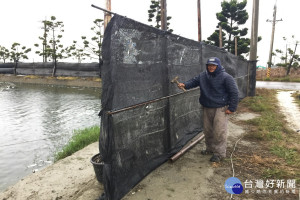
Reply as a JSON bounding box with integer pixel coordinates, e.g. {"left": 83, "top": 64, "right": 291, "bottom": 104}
{"left": 248, "top": 0, "right": 260, "bottom": 97}
{"left": 197, "top": 0, "right": 202, "bottom": 42}
{"left": 219, "top": 26, "right": 222, "bottom": 48}
{"left": 249, "top": 0, "right": 259, "bottom": 61}
{"left": 104, "top": 0, "right": 112, "bottom": 30}
{"left": 161, "top": 0, "right": 167, "bottom": 31}
{"left": 235, "top": 37, "right": 238, "bottom": 56}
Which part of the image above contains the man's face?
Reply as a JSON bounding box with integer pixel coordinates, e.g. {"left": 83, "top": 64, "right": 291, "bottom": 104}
{"left": 207, "top": 64, "right": 217, "bottom": 73}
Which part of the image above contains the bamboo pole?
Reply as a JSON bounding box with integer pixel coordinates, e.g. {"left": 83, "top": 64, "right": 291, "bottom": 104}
{"left": 170, "top": 133, "right": 205, "bottom": 162}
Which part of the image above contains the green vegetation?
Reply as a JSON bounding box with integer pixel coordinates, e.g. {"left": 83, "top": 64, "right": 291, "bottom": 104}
{"left": 258, "top": 76, "right": 300, "bottom": 82}
{"left": 54, "top": 125, "right": 100, "bottom": 161}
{"left": 242, "top": 89, "right": 290, "bottom": 140}
{"left": 1, "top": 16, "right": 104, "bottom": 67}
{"left": 270, "top": 146, "right": 298, "bottom": 165}
{"left": 239, "top": 88, "right": 300, "bottom": 182}
{"left": 148, "top": 0, "right": 173, "bottom": 32}
{"left": 66, "top": 19, "right": 104, "bottom": 64}
{"left": 0, "top": 43, "right": 32, "bottom": 75}
{"left": 274, "top": 36, "right": 299, "bottom": 75}
{"left": 204, "top": 0, "right": 261, "bottom": 59}
{"left": 262, "top": 167, "right": 289, "bottom": 180}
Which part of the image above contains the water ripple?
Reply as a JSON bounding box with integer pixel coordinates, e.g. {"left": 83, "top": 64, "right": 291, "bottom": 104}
{"left": 0, "top": 82, "right": 101, "bottom": 192}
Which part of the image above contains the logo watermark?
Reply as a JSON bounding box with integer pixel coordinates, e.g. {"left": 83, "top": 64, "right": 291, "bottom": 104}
{"left": 244, "top": 179, "right": 298, "bottom": 195}
{"left": 224, "top": 177, "right": 298, "bottom": 196}
{"left": 225, "top": 177, "right": 243, "bottom": 194}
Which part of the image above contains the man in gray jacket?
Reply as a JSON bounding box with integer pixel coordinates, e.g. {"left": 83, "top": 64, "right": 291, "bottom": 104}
{"left": 177, "top": 57, "right": 239, "bottom": 162}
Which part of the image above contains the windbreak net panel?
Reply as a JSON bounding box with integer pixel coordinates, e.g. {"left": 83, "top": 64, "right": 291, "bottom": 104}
{"left": 100, "top": 14, "right": 250, "bottom": 200}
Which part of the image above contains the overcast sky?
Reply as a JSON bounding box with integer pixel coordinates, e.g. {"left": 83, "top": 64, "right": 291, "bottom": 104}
{"left": 0, "top": 0, "right": 299, "bottom": 67}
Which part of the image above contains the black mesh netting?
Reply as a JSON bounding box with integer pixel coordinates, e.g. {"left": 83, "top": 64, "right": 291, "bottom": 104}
{"left": 99, "top": 14, "right": 253, "bottom": 200}
{"left": 0, "top": 62, "right": 101, "bottom": 77}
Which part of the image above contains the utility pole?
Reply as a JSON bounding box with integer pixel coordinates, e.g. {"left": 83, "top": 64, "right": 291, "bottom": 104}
{"left": 248, "top": 0, "right": 259, "bottom": 97}
{"left": 197, "top": 0, "right": 202, "bottom": 41}
{"left": 161, "top": 0, "right": 167, "bottom": 31}
{"left": 249, "top": 0, "right": 259, "bottom": 61}
{"left": 104, "top": 0, "right": 112, "bottom": 30}
{"left": 266, "top": 2, "right": 282, "bottom": 77}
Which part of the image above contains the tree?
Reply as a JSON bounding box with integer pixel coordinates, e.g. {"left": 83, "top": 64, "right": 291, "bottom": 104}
{"left": 66, "top": 19, "right": 104, "bottom": 75}
{"left": 204, "top": 0, "right": 260, "bottom": 58}
{"left": 9, "top": 43, "right": 31, "bottom": 75}
{"left": 35, "top": 16, "right": 65, "bottom": 76}
{"left": 81, "top": 19, "right": 103, "bottom": 64}
{"left": 65, "top": 40, "right": 87, "bottom": 63}
{"left": 274, "top": 36, "right": 299, "bottom": 75}
{"left": 34, "top": 19, "right": 51, "bottom": 62}
{"left": 286, "top": 43, "right": 299, "bottom": 75}
{"left": 0, "top": 45, "right": 10, "bottom": 63}
{"left": 148, "top": 0, "right": 173, "bottom": 32}
{"left": 274, "top": 37, "right": 289, "bottom": 67}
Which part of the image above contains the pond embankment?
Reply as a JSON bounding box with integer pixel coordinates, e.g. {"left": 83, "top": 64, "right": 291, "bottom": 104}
{"left": 0, "top": 74, "right": 102, "bottom": 88}
{"left": 0, "top": 142, "right": 103, "bottom": 200}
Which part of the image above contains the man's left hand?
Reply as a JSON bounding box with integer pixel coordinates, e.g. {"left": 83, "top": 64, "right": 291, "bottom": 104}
{"left": 225, "top": 109, "right": 234, "bottom": 114}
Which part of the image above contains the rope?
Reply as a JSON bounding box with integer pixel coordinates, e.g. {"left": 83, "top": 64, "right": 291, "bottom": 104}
{"left": 234, "top": 74, "right": 249, "bottom": 80}
{"left": 228, "top": 113, "right": 245, "bottom": 199}
{"left": 230, "top": 137, "right": 243, "bottom": 177}
{"left": 229, "top": 137, "right": 243, "bottom": 199}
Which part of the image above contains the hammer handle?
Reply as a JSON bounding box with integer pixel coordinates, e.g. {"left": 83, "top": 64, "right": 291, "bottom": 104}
{"left": 175, "top": 80, "right": 186, "bottom": 92}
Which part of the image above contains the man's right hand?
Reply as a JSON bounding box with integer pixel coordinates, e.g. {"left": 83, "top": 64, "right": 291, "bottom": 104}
{"left": 177, "top": 83, "right": 185, "bottom": 90}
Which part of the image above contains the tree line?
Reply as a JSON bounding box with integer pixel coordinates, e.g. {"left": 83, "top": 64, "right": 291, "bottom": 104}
{"left": 0, "top": 16, "right": 103, "bottom": 76}
{"left": 148, "top": 0, "right": 299, "bottom": 75}
{"left": 1, "top": 0, "right": 299, "bottom": 76}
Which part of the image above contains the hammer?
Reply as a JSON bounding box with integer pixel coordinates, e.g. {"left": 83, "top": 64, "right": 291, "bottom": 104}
{"left": 171, "top": 76, "right": 186, "bottom": 92}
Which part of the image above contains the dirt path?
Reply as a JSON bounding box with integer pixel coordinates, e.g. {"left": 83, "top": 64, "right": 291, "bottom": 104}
{"left": 0, "top": 112, "right": 259, "bottom": 200}
{"left": 277, "top": 90, "right": 300, "bottom": 132}
{"left": 123, "top": 112, "right": 260, "bottom": 200}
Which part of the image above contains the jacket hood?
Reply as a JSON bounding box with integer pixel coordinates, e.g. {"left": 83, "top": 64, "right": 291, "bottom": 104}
{"left": 206, "top": 57, "right": 224, "bottom": 76}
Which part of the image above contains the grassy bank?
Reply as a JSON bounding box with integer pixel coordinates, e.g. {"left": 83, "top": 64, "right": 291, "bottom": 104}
{"left": 238, "top": 88, "right": 300, "bottom": 183}
{"left": 257, "top": 76, "right": 300, "bottom": 82}
{"left": 54, "top": 125, "right": 100, "bottom": 161}
{"left": 0, "top": 74, "right": 102, "bottom": 88}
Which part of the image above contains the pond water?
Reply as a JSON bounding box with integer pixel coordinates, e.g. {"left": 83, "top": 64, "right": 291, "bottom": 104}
{"left": 0, "top": 82, "right": 101, "bottom": 192}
